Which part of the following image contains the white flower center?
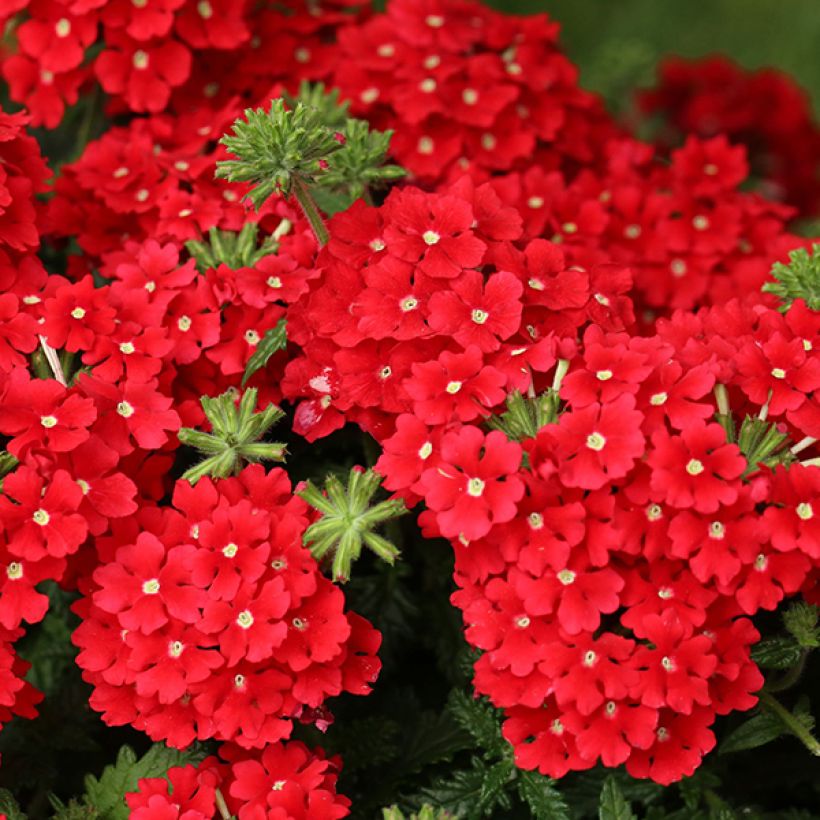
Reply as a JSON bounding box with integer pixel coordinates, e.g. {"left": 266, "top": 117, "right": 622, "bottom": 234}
{"left": 237, "top": 610, "right": 254, "bottom": 629}
{"left": 40, "top": 415, "right": 58, "bottom": 428}
{"left": 467, "top": 477, "right": 485, "bottom": 497}
{"left": 686, "top": 458, "right": 705, "bottom": 476}
{"left": 586, "top": 432, "right": 606, "bottom": 451}
{"left": 142, "top": 578, "right": 160, "bottom": 595}
{"left": 422, "top": 230, "right": 441, "bottom": 246}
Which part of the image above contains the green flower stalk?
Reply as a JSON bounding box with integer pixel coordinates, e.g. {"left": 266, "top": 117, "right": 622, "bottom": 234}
{"left": 177, "top": 388, "right": 286, "bottom": 484}
{"left": 299, "top": 468, "right": 406, "bottom": 583}
{"left": 216, "top": 99, "right": 339, "bottom": 245}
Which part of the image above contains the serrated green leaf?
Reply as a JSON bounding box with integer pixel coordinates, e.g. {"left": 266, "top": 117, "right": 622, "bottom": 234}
{"left": 446, "top": 689, "right": 505, "bottom": 755}
{"left": 599, "top": 776, "right": 636, "bottom": 820}
{"left": 517, "top": 770, "right": 571, "bottom": 819}
{"left": 783, "top": 602, "right": 820, "bottom": 648}
{"left": 400, "top": 710, "right": 473, "bottom": 777}
{"left": 241, "top": 318, "right": 287, "bottom": 387}
{"left": 417, "top": 760, "right": 487, "bottom": 819}
{"left": 720, "top": 711, "right": 787, "bottom": 754}
{"left": 476, "top": 759, "right": 514, "bottom": 816}
{"left": 751, "top": 636, "right": 805, "bottom": 669}
{"left": 83, "top": 743, "right": 205, "bottom": 820}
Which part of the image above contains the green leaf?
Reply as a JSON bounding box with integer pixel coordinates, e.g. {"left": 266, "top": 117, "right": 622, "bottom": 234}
{"left": 446, "top": 689, "right": 505, "bottom": 755}
{"left": 83, "top": 743, "right": 205, "bottom": 820}
{"left": 751, "top": 636, "right": 805, "bottom": 669}
{"left": 720, "top": 711, "right": 788, "bottom": 754}
{"left": 417, "top": 760, "right": 490, "bottom": 819}
{"left": 0, "top": 788, "right": 27, "bottom": 820}
{"left": 242, "top": 318, "right": 288, "bottom": 386}
{"left": 400, "top": 710, "right": 473, "bottom": 777}
{"left": 517, "top": 770, "right": 571, "bottom": 820}
{"left": 599, "top": 776, "right": 636, "bottom": 820}
{"left": 476, "top": 759, "right": 515, "bottom": 816}
{"left": 783, "top": 602, "right": 820, "bottom": 648}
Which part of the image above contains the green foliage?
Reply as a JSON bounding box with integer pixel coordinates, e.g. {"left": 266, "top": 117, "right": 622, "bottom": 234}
{"left": 82, "top": 744, "right": 205, "bottom": 820}
{"left": 446, "top": 690, "right": 505, "bottom": 755}
{"left": 319, "top": 118, "right": 405, "bottom": 213}
{"left": 599, "top": 777, "right": 637, "bottom": 820}
{"left": 720, "top": 710, "right": 796, "bottom": 754}
{"left": 0, "top": 788, "right": 27, "bottom": 820}
{"left": 736, "top": 416, "right": 795, "bottom": 475}
{"left": 783, "top": 602, "right": 820, "bottom": 648}
{"left": 517, "top": 770, "right": 571, "bottom": 819}
{"left": 486, "top": 390, "right": 560, "bottom": 442}
{"left": 762, "top": 244, "right": 820, "bottom": 311}
{"left": 185, "top": 222, "right": 285, "bottom": 273}
{"left": 241, "top": 318, "right": 288, "bottom": 387}
{"left": 216, "top": 99, "right": 341, "bottom": 206}
{"left": 284, "top": 81, "right": 350, "bottom": 130}
{"left": 300, "top": 468, "right": 406, "bottom": 582}
{"left": 382, "top": 805, "right": 454, "bottom": 820}
{"left": 177, "top": 387, "right": 286, "bottom": 482}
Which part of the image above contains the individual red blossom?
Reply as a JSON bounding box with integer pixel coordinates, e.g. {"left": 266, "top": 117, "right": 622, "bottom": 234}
{"left": 648, "top": 422, "right": 746, "bottom": 513}
{"left": 227, "top": 741, "right": 350, "bottom": 820}
{"left": 0, "top": 551, "right": 64, "bottom": 629}
{"left": 670, "top": 135, "right": 748, "bottom": 198}
{"left": 126, "top": 625, "right": 223, "bottom": 704}
{"left": 625, "top": 705, "right": 716, "bottom": 785}
{"left": 375, "top": 414, "right": 442, "bottom": 494}
{"left": 561, "top": 328, "right": 654, "bottom": 408}
{"left": 175, "top": 0, "right": 250, "bottom": 50}
{"left": 735, "top": 332, "right": 820, "bottom": 416}
{"left": 459, "top": 576, "right": 557, "bottom": 676}
{"left": 383, "top": 189, "right": 486, "bottom": 279}
{"left": 236, "top": 254, "right": 317, "bottom": 308}
{"left": 0, "top": 369, "right": 96, "bottom": 457}
{"left": 190, "top": 501, "right": 271, "bottom": 601}
{"left": 733, "top": 547, "right": 811, "bottom": 614}
{"left": 512, "top": 561, "right": 624, "bottom": 635}
{"left": 418, "top": 427, "right": 524, "bottom": 541}
{"left": 637, "top": 361, "right": 716, "bottom": 432}
{"left": 539, "top": 632, "right": 639, "bottom": 715}
{"left": 503, "top": 700, "right": 593, "bottom": 779}
{"left": 277, "top": 581, "right": 352, "bottom": 672}
{"left": 538, "top": 394, "right": 645, "bottom": 491}
{"left": 0, "top": 467, "right": 88, "bottom": 561}
{"left": 0, "top": 294, "right": 39, "bottom": 371}
{"left": 199, "top": 578, "right": 290, "bottom": 666}
{"left": 631, "top": 611, "right": 717, "bottom": 714}
{"left": 102, "top": 0, "right": 186, "bottom": 41}
{"left": 195, "top": 665, "right": 294, "bottom": 748}
{"left": 563, "top": 698, "right": 658, "bottom": 768}
{"left": 16, "top": 1, "right": 99, "bottom": 73}
{"left": 427, "top": 270, "right": 523, "bottom": 352}
{"left": 41, "top": 276, "right": 117, "bottom": 352}
{"left": 351, "top": 257, "right": 434, "bottom": 342}
{"left": 78, "top": 375, "right": 181, "bottom": 455}
{"left": 667, "top": 493, "right": 767, "bottom": 588}
{"left": 93, "top": 536, "right": 205, "bottom": 634}
{"left": 95, "top": 36, "right": 193, "bottom": 113}
{"left": 404, "top": 346, "right": 507, "bottom": 425}
{"left": 126, "top": 763, "right": 219, "bottom": 820}
{"left": 765, "top": 464, "right": 820, "bottom": 559}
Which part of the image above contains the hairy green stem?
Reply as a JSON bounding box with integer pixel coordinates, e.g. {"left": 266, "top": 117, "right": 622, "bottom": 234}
{"left": 760, "top": 691, "right": 820, "bottom": 756}
{"left": 292, "top": 176, "right": 329, "bottom": 247}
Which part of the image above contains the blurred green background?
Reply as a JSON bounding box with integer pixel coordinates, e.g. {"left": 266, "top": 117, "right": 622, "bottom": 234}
{"left": 486, "top": 0, "right": 820, "bottom": 112}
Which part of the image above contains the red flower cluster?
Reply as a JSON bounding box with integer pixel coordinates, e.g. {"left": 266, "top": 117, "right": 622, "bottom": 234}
{"left": 284, "top": 177, "right": 820, "bottom": 784}
{"left": 2, "top": 0, "right": 368, "bottom": 127}
{"left": 74, "top": 465, "right": 381, "bottom": 749}
{"left": 640, "top": 56, "right": 820, "bottom": 219}
{"left": 126, "top": 741, "right": 350, "bottom": 820}
{"left": 332, "top": 0, "right": 616, "bottom": 184}
{"left": 2, "top": 0, "right": 820, "bottom": 804}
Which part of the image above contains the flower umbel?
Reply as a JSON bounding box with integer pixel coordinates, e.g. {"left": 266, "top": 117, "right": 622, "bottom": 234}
{"left": 177, "top": 388, "right": 286, "bottom": 483}
{"left": 299, "top": 468, "right": 406, "bottom": 582}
